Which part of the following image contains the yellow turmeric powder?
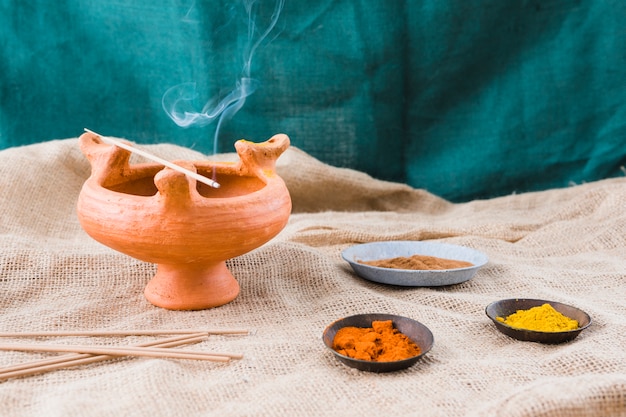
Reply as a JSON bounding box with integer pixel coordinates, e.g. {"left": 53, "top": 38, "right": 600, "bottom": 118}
{"left": 332, "top": 320, "right": 421, "bottom": 362}
{"left": 497, "top": 303, "right": 578, "bottom": 332}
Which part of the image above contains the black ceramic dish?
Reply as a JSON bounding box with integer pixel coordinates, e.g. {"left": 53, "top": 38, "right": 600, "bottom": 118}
{"left": 485, "top": 298, "right": 591, "bottom": 344}
{"left": 322, "top": 313, "right": 434, "bottom": 372}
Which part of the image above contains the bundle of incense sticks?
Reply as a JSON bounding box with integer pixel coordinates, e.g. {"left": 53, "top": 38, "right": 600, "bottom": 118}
{"left": 0, "top": 329, "right": 248, "bottom": 381}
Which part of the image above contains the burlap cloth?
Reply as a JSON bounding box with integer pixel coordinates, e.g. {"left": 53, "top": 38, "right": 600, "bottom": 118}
{"left": 1, "top": 138, "right": 625, "bottom": 417}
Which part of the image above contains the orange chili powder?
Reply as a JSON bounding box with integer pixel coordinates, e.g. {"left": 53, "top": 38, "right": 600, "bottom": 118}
{"left": 360, "top": 254, "right": 473, "bottom": 270}
{"left": 332, "top": 320, "right": 421, "bottom": 362}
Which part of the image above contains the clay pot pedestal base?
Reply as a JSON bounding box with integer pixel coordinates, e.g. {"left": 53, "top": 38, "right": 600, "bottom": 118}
{"left": 145, "top": 262, "right": 240, "bottom": 310}
{"left": 77, "top": 132, "right": 291, "bottom": 311}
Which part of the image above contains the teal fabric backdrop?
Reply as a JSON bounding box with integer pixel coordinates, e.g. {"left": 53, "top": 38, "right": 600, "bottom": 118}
{"left": 2, "top": 1, "right": 625, "bottom": 202}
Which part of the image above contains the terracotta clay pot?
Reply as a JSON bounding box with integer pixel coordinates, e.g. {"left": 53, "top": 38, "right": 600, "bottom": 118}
{"left": 76, "top": 132, "right": 292, "bottom": 310}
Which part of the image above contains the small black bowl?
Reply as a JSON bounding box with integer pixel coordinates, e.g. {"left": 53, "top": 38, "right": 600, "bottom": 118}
{"left": 322, "top": 313, "right": 434, "bottom": 372}
{"left": 486, "top": 298, "right": 592, "bottom": 344}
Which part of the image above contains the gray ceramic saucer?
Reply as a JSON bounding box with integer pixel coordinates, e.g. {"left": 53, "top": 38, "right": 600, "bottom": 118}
{"left": 341, "top": 241, "right": 488, "bottom": 286}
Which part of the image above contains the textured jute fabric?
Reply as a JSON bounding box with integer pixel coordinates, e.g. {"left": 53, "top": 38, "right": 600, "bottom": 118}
{"left": 1, "top": 139, "right": 626, "bottom": 417}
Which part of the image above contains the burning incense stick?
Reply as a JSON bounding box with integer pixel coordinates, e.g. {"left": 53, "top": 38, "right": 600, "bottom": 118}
{"left": 83, "top": 128, "right": 221, "bottom": 189}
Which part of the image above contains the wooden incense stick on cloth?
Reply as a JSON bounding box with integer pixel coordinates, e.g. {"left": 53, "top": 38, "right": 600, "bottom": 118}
{"left": 0, "top": 342, "right": 240, "bottom": 362}
{"left": 0, "top": 329, "right": 249, "bottom": 337}
{"left": 0, "top": 334, "right": 208, "bottom": 381}
{"left": 0, "top": 330, "right": 248, "bottom": 380}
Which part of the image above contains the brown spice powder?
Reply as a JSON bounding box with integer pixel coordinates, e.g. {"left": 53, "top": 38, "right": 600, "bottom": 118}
{"left": 360, "top": 254, "right": 473, "bottom": 270}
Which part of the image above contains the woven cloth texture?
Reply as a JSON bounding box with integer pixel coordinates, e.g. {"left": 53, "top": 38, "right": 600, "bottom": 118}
{"left": 0, "top": 138, "right": 625, "bottom": 417}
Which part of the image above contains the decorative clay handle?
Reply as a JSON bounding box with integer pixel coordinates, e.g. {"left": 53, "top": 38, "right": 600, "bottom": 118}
{"left": 234, "top": 134, "right": 290, "bottom": 178}
{"left": 153, "top": 162, "right": 197, "bottom": 209}
{"left": 79, "top": 132, "right": 132, "bottom": 185}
